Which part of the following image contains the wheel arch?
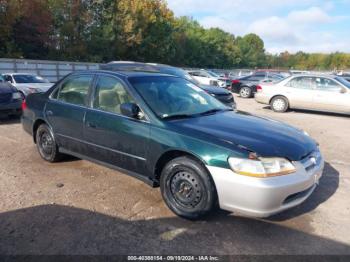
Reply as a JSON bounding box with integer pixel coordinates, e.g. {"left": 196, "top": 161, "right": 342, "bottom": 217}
{"left": 153, "top": 149, "right": 209, "bottom": 182}
{"left": 32, "top": 118, "right": 48, "bottom": 143}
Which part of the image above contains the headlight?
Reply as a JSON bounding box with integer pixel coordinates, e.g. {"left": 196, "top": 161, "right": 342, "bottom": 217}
{"left": 12, "top": 92, "right": 22, "bottom": 100}
{"left": 228, "top": 157, "right": 296, "bottom": 178}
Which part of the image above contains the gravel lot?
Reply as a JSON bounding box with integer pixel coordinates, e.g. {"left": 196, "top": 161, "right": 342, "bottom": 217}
{"left": 0, "top": 95, "right": 349, "bottom": 255}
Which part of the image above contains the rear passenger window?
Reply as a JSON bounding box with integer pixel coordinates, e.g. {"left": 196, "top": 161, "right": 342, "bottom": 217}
{"left": 93, "top": 76, "right": 134, "bottom": 114}
{"left": 57, "top": 75, "right": 93, "bottom": 106}
{"left": 286, "top": 77, "right": 315, "bottom": 90}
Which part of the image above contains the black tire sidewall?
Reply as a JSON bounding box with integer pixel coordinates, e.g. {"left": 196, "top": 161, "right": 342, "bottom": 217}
{"left": 36, "top": 124, "right": 60, "bottom": 162}
{"left": 160, "top": 157, "right": 216, "bottom": 219}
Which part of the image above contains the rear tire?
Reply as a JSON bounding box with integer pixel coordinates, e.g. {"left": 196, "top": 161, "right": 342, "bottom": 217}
{"left": 36, "top": 124, "right": 63, "bottom": 162}
{"left": 239, "top": 86, "right": 252, "bottom": 98}
{"left": 270, "top": 96, "right": 289, "bottom": 112}
{"left": 160, "top": 156, "right": 217, "bottom": 220}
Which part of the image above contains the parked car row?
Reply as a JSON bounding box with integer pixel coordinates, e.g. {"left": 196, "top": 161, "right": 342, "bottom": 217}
{"left": 22, "top": 64, "right": 324, "bottom": 219}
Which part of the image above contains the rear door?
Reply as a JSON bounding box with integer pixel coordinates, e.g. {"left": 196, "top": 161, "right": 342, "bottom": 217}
{"left": 283, "top": 76, "right": 316, "bottom": 109}
{"left": 45, "top": 74, "right": 94, "bottom": 154}
{"left": 83, "top": 74, "right": 150, "bottom": 175}
{"left": 313, "top": 77, "right": 350, "bottom": 114}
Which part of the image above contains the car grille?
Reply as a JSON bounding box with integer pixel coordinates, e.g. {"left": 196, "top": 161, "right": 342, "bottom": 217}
{"left": 215, "top": 93, "right": 234, "bottom": 103}
{"left": 0, "top": 93, "right": 12, "bottom": 103}
{"left": 300, "top": 149, "right": 322, "bottom": 172}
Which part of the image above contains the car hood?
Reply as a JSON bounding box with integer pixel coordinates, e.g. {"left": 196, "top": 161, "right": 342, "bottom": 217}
{"left": 200, "top": 85, "right": 231, "bottom": 95}
{"left": 0, "top": 83, "right": 17, "bottom": 94}
{"left": 171, "top": 111, "right": 317, "bottom": 161}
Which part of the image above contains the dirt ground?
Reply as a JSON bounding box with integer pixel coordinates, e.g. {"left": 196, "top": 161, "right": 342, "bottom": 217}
{"left": 0, "top": 95, "right": 349, "bottom": 255}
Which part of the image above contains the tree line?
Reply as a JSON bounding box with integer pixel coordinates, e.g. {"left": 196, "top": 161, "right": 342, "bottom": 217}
{"left": 0, "top": 0, "right": 349, "bottom": 70}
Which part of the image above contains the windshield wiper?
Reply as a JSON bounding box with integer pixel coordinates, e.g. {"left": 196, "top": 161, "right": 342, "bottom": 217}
{"left": 162, "top": 114, "right": 195, "bottom": 120}
{"left": 198, "top": 108, "right": 232, "bottom": 116}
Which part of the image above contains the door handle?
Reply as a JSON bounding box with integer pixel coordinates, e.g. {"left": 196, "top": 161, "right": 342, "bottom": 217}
{"left": 86, "top": 122, "right": 97, "bottom": 129}
{"left": 46, "top": 110, "right": 53, "bottom": 116}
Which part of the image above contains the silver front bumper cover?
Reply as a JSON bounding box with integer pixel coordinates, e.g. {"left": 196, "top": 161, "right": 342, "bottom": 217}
{"left": 207, "top": 154, "right": 324, "bottom": 218}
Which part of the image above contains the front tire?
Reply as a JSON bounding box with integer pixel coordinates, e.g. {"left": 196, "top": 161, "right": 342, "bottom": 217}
{"left": 160, "top": 156, "right": 217, "bottom": 219}
{"left": 36, "top": 124, "right": 63, "bottom": 162}
{"left": 270, "top": 96, "right": 289, "bottom": 112}
{"left": 239, "top": 86, "right": 252, "bottom": 98}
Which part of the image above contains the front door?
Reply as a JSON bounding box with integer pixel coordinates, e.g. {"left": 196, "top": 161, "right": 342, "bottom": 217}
{"left": 313, "top": 77, "right": 350, "bottom": 114}
{"left": 45, "top": 74, "right": 94, "bottom": 154}
{"left": 83, "top": 74, "right": 150, "bottom": 175}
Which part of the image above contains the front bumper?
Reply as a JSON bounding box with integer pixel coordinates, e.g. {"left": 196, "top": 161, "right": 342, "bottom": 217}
{"left": 207, "top": 153, "right": 324, "bottom": 217}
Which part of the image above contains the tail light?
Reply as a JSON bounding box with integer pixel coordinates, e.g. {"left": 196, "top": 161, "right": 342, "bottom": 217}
{"left": 232, "top": 79, "right": 240, "bottom": 84}
{"left": 21, "top": 100, "right": 27, "bottom": 110}
{"left": 256, "top": 85, "right": 262, "bottom": 92}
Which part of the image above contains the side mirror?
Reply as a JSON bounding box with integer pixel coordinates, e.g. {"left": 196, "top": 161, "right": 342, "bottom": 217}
{"left": 120, "top": 102, "right": 140, "bottom": 119}
{"left": 340, "top": 88, "right": 347, "bottom": 94}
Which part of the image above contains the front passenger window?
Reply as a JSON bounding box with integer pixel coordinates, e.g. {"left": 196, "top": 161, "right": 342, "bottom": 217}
{"left": 57, "top": 75, "right": 93, "bottom": 106}
{"left": 315, "top": 78, "right": 343, "bottom": 92}
{"left": 94, "top": 76, "right": 135, "bottom": 114}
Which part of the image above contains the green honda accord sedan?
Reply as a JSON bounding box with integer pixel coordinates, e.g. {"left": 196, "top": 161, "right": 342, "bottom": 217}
{"left": 22, "top": 70, "right": 324, "bottom": 219}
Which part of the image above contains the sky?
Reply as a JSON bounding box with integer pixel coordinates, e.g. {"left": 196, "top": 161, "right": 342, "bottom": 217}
{"left": 166, "top": 0, "right": 350, "bottom": 54}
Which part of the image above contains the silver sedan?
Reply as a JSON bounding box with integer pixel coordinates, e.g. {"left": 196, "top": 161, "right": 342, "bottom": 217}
{"left": 255, "top": 75, "right": 350, "bottom": 115}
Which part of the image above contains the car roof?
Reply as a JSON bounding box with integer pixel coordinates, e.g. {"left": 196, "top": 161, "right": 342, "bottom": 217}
{"left": 290, "top": 74, "right": 338, "bottom": 79}
{"left": 73, "top": 70, "right": 175, "bottom": 78}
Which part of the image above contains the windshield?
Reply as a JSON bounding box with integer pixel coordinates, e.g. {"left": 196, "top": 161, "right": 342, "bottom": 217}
{"left": 129, "top": 76, "right": 228, "bottom": 119}
{"left": 13, "top": 74, "right": 49, "bottom": 84}
{"left": 335, "top": 77, "right": 350, "bottom": 89}
{"left": 207, "top": 71, "right": 220, "bottom": 77}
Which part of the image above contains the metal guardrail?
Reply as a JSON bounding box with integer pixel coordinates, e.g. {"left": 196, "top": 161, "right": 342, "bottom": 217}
{"left": 0, "top": 58, "right": 101, "bottom": 82}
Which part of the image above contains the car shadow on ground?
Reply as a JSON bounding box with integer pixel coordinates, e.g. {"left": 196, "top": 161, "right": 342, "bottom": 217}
{"left": 0, "top": 115, "right": 21, "bottom": 125}
{"left": 268, "top": 162, "right": 339, "bottom": 221}
{"left": 0, "top": 203, "right": 349, "bottom": 255}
